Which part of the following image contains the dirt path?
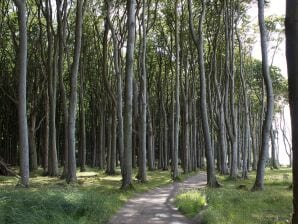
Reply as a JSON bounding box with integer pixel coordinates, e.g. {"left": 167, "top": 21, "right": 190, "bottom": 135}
{"left": 109, "top": 172, "right": 207, "bottom": 224}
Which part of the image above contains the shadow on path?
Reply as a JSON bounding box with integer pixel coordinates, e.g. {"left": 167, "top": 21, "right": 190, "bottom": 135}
{"left": 109, "top": 172, "right": 207, "bottom": 224}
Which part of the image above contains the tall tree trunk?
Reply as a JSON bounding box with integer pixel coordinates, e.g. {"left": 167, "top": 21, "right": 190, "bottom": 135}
{"left": 67, "top": 0, "right": 84, "bottom": 183}
{"left": 172, "top": 0, "right": 180, "bottom": 181}
{"left": 183, "top": 72, "right": 190, "bottom": 174}
{"left": 188, "top": 0, "right": 219, "bottom": 187}
{"left": 45, "top": 0, "right": 59, "bottom": 177}
{"left": 79, "top": 63, "right": 86, "bottom": 172}
{"left": 236, "top": 28, "right": 250, "bottom": 179}
{"left": 137, "top": 0, "right": 148, "bottom": 183}
{"left": 106, "top": 3, "right": 124, "bottom": 171}
{"left": 14, "top": 0, "right": 29, "bottom": 187}
{"left": 121, "top": 0, "right": 136, "bottom": 189}
{"left": 57, "top": 0, "right": 69, "bottom": 178}
{"left": 252, "top": 0, "right": 274, "bottom": 191}
{"left": 285, "top": 1, "right": 298, "bottom": 221}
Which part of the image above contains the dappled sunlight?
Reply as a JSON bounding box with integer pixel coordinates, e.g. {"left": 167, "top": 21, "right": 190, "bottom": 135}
{"left": 196, "top": 168, "right": 292, "bottom": 224}
{"left": 0, "top": 168, "right": 195, "bottom": 224}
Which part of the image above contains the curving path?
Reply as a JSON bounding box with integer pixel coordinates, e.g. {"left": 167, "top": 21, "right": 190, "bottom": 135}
{"left": 109, "top": 172, "right": 207, "bottom": 224}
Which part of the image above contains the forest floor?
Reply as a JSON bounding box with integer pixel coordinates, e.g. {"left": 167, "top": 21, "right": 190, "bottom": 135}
{"left": 176, "top": 168, "right": 292, "bottom": 224}
{"left": 108, "top": 172, "right": 207, "bottom": 224}
{"left": 0, "top": 167, "right": 202, "bottom": 224}
{"left": 0, "top": 168, "right": 292, "bottom": 224}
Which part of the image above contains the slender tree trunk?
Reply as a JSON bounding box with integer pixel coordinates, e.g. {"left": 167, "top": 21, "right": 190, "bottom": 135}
{"left": 91, "top": 111, "right": 97, "bottom": 168}
{"left": 43, "top": 92, "right": 49, "bottom": 174}
{"left": 57, "top": 0, "right": 69, "bottom": 178}
{"left": 183, "top": 74, "right": 190, "bottom": 174}
{"left": 121, "top": 0, "right": 136, "bottom": 189}
{"left": 270, "top": 129, "right": 278, "bottom": 169}
{"left": 172, "top": 0, "right": 180, "bottom": 181}
{"left": 236, "top": 29, "right": 249, "bottom": 179}
{"left": 67, "top": 0, "right": 84, "bottom": 183}
{"left": 106, "top": 4, "right": 124, "bottom": 171}
{"left": 106, "top": 114, "right": 112, "bottom": 173}
{"left": 148, "top": 109, "right": 154, "bottom": 170}
{"left": 29, "top": 112, "right": 38, "bottom": 171}
{"left": 14, "top": 0, "right": 29, "bottom": 187}
{"left": 188, "top": 0, "right": 219, "bottom": 187}
{"left": 99, "top": 112, "right": 105, "bottom": 169}
{"left": 252, "top": 0, "right": 274, "bottom": 191}
{"left": 79, "top": 63, "right": 86, "bottom": 172}
{"left": 137, "top": 0, "right": 148, "bottom": 182}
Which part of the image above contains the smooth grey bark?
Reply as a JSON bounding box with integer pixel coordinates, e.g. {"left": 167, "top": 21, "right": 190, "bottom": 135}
{"left": 14, "top": 0, "right": 29, "bottom": 187}
{"left": 106, "top": 3, "right": 124, "bottom": 171}
{"left": 252, "top": 0, "right": 274, "bottom": 191}
{"left": 29, "top": 112, "right": 38, "bottom": 171}
{"left": 79, "top": 62, "right": 86, "bottom": 172}
{"left": 67, "top": 0, "right": 84, "bottom": 183}
{"left": 43, "top": 92, "right": 49, "bottom": 174}
{"left": 132, "top": 79, "right": 138, "bottom": 169}
{"left": 236, "top": 28, "right": 250, "bottom": 179}
{"left": 56, "top": 0, "right": 69, "bottom": 178}
{"left": 162, "top": 94, "right": 168, "bottom": 170}
{"left": 147, "top": 109, "right": 154, "bottom": 170}
{"left": 44, "top": 0, "right": 58, "bottom": 176}
{"left": 188, "top": 0, "right": 219, "bottom": 187}
{"left": 99, "top": 112, "right": 105, "bottom": 169}
{"left": 106, "top": 113, "right": 116, "bottom": 175}
{"left": 191, "top": 83, "right": 198, "bottom": 171}
{"left": 212, "top": 21, "right": 228, "bottom": 175}
{"left": 183, "top": 69, "right": 190, "bottom": 174}
{"left": 285, "top": 1, "right": 298, "bottom": 221}
{"left": 270, "top": 129, "right": 278, "bottom": 169}
{"left": 111, "top": 113, "right": 117, "bottom": 173}
{"left": 172, "top": 0, "right": 180, "bottom": 181}
{"left": 121, "top": 0, "right": 136, "bottom": 189}
{"left": 91, "top": 110, "right": 97, "bottom": 168}
{"left": 223, "top": 1, "right": 238, "bottom": 179}
{"left": 137, "top": 0, "right": 148, "bottom": 182}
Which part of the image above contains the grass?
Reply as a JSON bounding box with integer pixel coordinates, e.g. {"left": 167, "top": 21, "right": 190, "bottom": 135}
{"left": 175, "top": 190, "right": 206, "bottom": 218}
{"left": 0, "top": 167, "right": 195, "bottom": 224}
{"left": 175, "top": 168, "right": 292, "bottom": 224}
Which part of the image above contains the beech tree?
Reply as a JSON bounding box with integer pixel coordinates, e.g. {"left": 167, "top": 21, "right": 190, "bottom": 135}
{"left": 0, "top": 0, "right": 289, "bottom": 194}
{"left": 122, "top": 0, "right": 136, "bottom": 189}
{"left": 67, "top": 0, "right": 84, "bottom": 183}
{"left": 252, "top": 0, "right": 274, "bottom": 191}
{"left": 13, "top": 0, "right": 29, "bottom": 187}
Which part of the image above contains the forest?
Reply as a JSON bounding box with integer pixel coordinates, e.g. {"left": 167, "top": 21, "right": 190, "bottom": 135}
{"left": 0, "top": 0, "right": 297, "bottom": 223}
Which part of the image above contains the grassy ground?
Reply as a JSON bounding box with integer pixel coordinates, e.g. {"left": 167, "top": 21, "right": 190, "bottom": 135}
{"left": 0, "top": 167, "right": 194, "bottom": 224}
{"left": 175, "top": 168, "right": 292, "bottom": 224}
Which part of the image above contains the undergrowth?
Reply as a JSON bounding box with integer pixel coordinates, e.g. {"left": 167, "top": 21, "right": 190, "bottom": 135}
{"left": 175, "top": 168, "right": 292, "bottom": 224}
{"left": 0, "top": 167, "right": 195, "bottom": 224}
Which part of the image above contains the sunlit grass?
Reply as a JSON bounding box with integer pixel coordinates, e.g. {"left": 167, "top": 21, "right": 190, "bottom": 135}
{"left": 176, "top": 167, "right": 292, "bottom": 224}
{"left": 0, "top": 166, "right": 196, "bottom": 224}
{"left": 176, "top": 190, "right": 206, "bottom": 217}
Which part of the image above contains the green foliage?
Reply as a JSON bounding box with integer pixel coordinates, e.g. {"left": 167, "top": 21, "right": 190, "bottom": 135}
{"left": 197, "top": 168, "right": 292, "bottom": 224}
{"left": 0, "top": 168, "right": 183, "bottom": 224}
{"left": 175, "top": 190, "right": 206, "bottom": 218}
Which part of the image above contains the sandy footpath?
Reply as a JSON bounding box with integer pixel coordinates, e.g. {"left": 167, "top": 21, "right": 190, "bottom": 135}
{"left": 109, "top": 172, "right": 207, "bottom": 224}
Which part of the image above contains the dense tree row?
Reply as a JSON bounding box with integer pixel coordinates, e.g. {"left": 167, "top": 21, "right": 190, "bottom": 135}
{"left": 0, "top": 0, "right": 288, "bottom": 192}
